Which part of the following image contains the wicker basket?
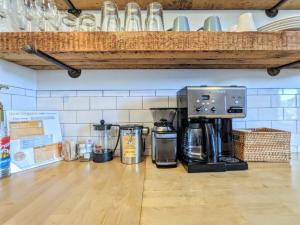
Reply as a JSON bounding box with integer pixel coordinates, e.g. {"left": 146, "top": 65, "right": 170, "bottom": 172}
{"left": 233, "top": 128, "right": 291, "bottom": 162}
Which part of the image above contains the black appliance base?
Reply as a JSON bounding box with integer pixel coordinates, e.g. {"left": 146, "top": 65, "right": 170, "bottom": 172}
{"left": 225, "top": 161, "right": 248, "bottom": 171}
{"left": 156, "top": 164, "right": 177, "bottom": 168}
{"left": 182, "top": 159, "right": 248, "bottom": 173}
{"left": 93, "top": 152, "right": 113, "bottom": 163}
{"left": 183, "top": 161, "right": 226, "bottom": 173}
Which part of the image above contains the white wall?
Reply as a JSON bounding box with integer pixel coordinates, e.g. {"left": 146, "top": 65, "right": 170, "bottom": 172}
{"left": 0, "top": 60, "right": 37, "bottom": 90}
{"left": 37, "top": 69, "right": 300, "bottom": 90}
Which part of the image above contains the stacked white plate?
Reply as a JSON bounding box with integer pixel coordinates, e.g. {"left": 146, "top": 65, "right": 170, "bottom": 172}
{"left": 258, "top": 16, "right": 300, "bottom": 32}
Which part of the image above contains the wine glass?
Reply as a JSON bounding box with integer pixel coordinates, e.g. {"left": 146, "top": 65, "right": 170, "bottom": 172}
{"left": 50, "top": 7, "right": 62, "bottom": 31}
{"left": 35, "top": 0, "right": 56, "bottom": 31}
{"left": 62, "top": 13, "right": 78, "bottom": 32}
{"left": 24, "top": 0, "right": 36, "bottom": 31}
{"left": 0, "top": 0, "right": 10, "bottom": 31}
{"left": 10, "top": 0, "right": 27, "bottom": 31}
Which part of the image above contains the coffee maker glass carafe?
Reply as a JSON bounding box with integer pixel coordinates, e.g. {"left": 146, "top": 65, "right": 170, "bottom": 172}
{"left": 183, "top": 121, "right": 217, "bottom": 163}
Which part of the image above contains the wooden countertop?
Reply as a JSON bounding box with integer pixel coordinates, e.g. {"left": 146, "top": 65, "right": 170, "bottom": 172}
{"left": 1, "top": 157, "right": 300, "bottom": 225}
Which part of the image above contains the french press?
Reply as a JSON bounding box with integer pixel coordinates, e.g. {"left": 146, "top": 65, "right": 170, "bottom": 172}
{"left": 93, "top": 120, "right": 120, "bottom": 163}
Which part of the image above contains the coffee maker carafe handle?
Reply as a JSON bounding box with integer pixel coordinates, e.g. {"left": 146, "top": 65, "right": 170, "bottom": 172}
{"left": 204, "top": 123, "right": 217, "bottom": 163}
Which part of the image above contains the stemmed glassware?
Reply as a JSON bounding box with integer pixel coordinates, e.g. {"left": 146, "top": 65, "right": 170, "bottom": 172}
{"left": 0, "top": 0, "right": 10, "bottom": 31}
{"left": 145, "top": 2, "right": 164, "bottom": 31}
{"left": 100, "top": 1, "right": 120, "bottom": 32}
{"left": 35, "top": 0, "right": 56, "bottom": 31}
{"left": 10, "top": 0, "right": 27, "bottom": 31}
{"left": 124, "top": 2, "right": 142, "bottom": 31}
{"left": 24, "top": 0, "right": 37, "bottom": 31}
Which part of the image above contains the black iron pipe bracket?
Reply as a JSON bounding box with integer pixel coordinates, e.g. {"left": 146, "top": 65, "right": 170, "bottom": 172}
{"left": 22, "top": 45, "right": 82, "bottom": 78}
{"left": 265, "top": 0, "right": 289, "bottom": 18}
{"left": 64, "top": 0, "right": 82, "bottom": 17}
{"left": 267, "top": 59, "right": 300, "bottom": 76}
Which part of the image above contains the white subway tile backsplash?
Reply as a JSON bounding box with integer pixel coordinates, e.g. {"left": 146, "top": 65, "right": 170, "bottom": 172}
{"left": 271, "top": 121, "right": 297, "bottom": 133}
{"left": 284, "top": 108, "right": 300, "bottom": 120}
{"left": 291, "top": 133, "right": 300, "bottom": 146}
{"left": 103, "top": 110, "right": 129, "bottom": 123}
{"left": 117, "top": 97, "right": 142, "bottom": 109}
{"left": 59, "top": 111, "right": 77, "bottom": 123}
{"left": 77, "top": 90, "right": 102, "bottom": 96}
{"left": 77, "top": 111, "right": 102, "bottom": 123}
{"left": 233, "top": 122, "right": 246, "bottom": 129}
{"left": 0, "top": 93, "right": 11, "bottom": 110}
{"left": 90, "top": 97, "right": 116, "bottom": 109}
{"left": 25, "top": 89, "right": 36, "bottom": 97}
{"left": 1, "top": 87, "right": 25, "bottom": 96}
{"left": 130, "top": 110, "right": 153, "bottom": 123}
{"left": 271, "top": 95, "right": 296, "bottom": 107}
{"left": 246, "top": 121, "right": 272, "bottom": 129}
{"left": 247, "top": 96, "right": 271, "bottom": 108}
{"left": 63, "top": 124, "right": 91, "bottom": 137}
{"left": 283, "top": 89, "right": 300, "bottom": 95}
{"left": 37, "top": 97, "right": 63, "bottom": 110}
{"left": 51, "top": 91, "right": 76, "bottom": 97}
{"left": 12, "top": 96, "right": 36, "bottom": 111}
{"left": 32, "top": 88, "right": 300, "bottom": 153}
{"left": 156, "top": 89, "right": 177, "bottom": 96}
{"left": 64, "top": 97, "right": 89, "bottom": 110}
{"left": 130, "top": 90, "right": 155, "bottom": 96}
{"left": 36, "top": 91, "right": 50, "bottom": 97}
{"left": 104, "top": 90, "right": 129, "bottom": 97}
{"left": 143, "top": 97, "right": 168, "bottom": 109}
{"left": 257, "top": 89, "right": 283, "bottom": 95}
{"left": 247, "top": 89, "right": 257, "bottom": 95}
{"left": 258, "top": 108, "right": 283, "bottom": 121}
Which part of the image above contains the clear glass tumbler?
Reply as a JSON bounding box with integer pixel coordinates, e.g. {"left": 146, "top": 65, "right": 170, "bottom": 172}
{"left": 100, "top": 1, "right": 120, "bottom": 32}
{"left": 145, "top": 2, "right": 164, "bottom": 31}
{"left": 124, "top": 2, "right": 142, "bottom": 31}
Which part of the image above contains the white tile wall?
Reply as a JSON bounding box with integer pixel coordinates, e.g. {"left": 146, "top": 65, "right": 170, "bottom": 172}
{"left": 90, "top": 97, "right": 116, "bottom": 109}
{"left": 247, "top": 96, "right": 271, "bottom": 108}
{"left": 0, "top": 86, "right": 37, "bottom": 126}
{"left": 33, "top": 88, "right": 300, "bottom": 153}
{"left": 37, "top": 97, "right": 63, "bottom": 110}
{"left": 117, "top": 97, "right": 142, "bottom": 109}
{"left": 63, "top": 97, "right": 89, "bottom": 110}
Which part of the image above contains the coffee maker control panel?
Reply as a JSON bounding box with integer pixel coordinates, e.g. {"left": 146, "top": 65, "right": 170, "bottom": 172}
{"left": 182, "top": 86, "right": 246, "bottom": 119}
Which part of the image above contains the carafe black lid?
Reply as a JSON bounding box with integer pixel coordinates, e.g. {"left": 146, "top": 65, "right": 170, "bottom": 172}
{"left": 189, "top": 123, "right": 201, "bottom": 129}
{"left": 93, "top": 120, "right": 112, "bottom": 130}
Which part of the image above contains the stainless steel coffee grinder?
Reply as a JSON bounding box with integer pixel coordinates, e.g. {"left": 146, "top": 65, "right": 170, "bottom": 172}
{"left": 150, "top": 108, "right": 177, "bottom": 168}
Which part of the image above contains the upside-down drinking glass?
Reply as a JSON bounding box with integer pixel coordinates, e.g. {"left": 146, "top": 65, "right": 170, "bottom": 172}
{"left": 124, "top": 2, "right": 142, "bottom": 31}
{"left": 100, "top": 1, "right": 120, "bottom": 32}
{"left": 145, "top": 2, "right": 164, "bottom": 31}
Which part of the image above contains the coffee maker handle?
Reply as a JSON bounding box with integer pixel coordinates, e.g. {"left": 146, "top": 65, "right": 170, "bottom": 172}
{"left": 204, "top": 123, "right": 217, "bottom": 163}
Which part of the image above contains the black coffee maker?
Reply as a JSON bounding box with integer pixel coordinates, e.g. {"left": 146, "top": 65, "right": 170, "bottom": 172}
{"left": 177, "top": 86, "right": 248, "bottom": 173}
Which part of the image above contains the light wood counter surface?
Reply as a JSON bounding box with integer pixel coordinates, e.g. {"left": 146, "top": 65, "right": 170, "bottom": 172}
{"left": 0, "top": 156, "right": 300, "bottom": 225}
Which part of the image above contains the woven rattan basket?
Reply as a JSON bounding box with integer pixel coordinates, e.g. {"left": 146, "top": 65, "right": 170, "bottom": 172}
{"left": 233, "top": 128, "right": 291, "bottom": 162}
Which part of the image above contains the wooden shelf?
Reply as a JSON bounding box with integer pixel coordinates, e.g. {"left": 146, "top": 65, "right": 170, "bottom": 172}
{"left": 0, "top": 32, "right": 300, "bottom": 70}
{"left": 55, "top": 0, "right": 300, "bottom": 10}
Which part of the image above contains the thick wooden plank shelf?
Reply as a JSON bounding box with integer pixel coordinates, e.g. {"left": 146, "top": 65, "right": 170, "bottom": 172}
{"left": 55, "top": 0, "right": 300, "bottom": 10}
{"left": 0, "top": 32, "right": 300, "bottom": 70}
